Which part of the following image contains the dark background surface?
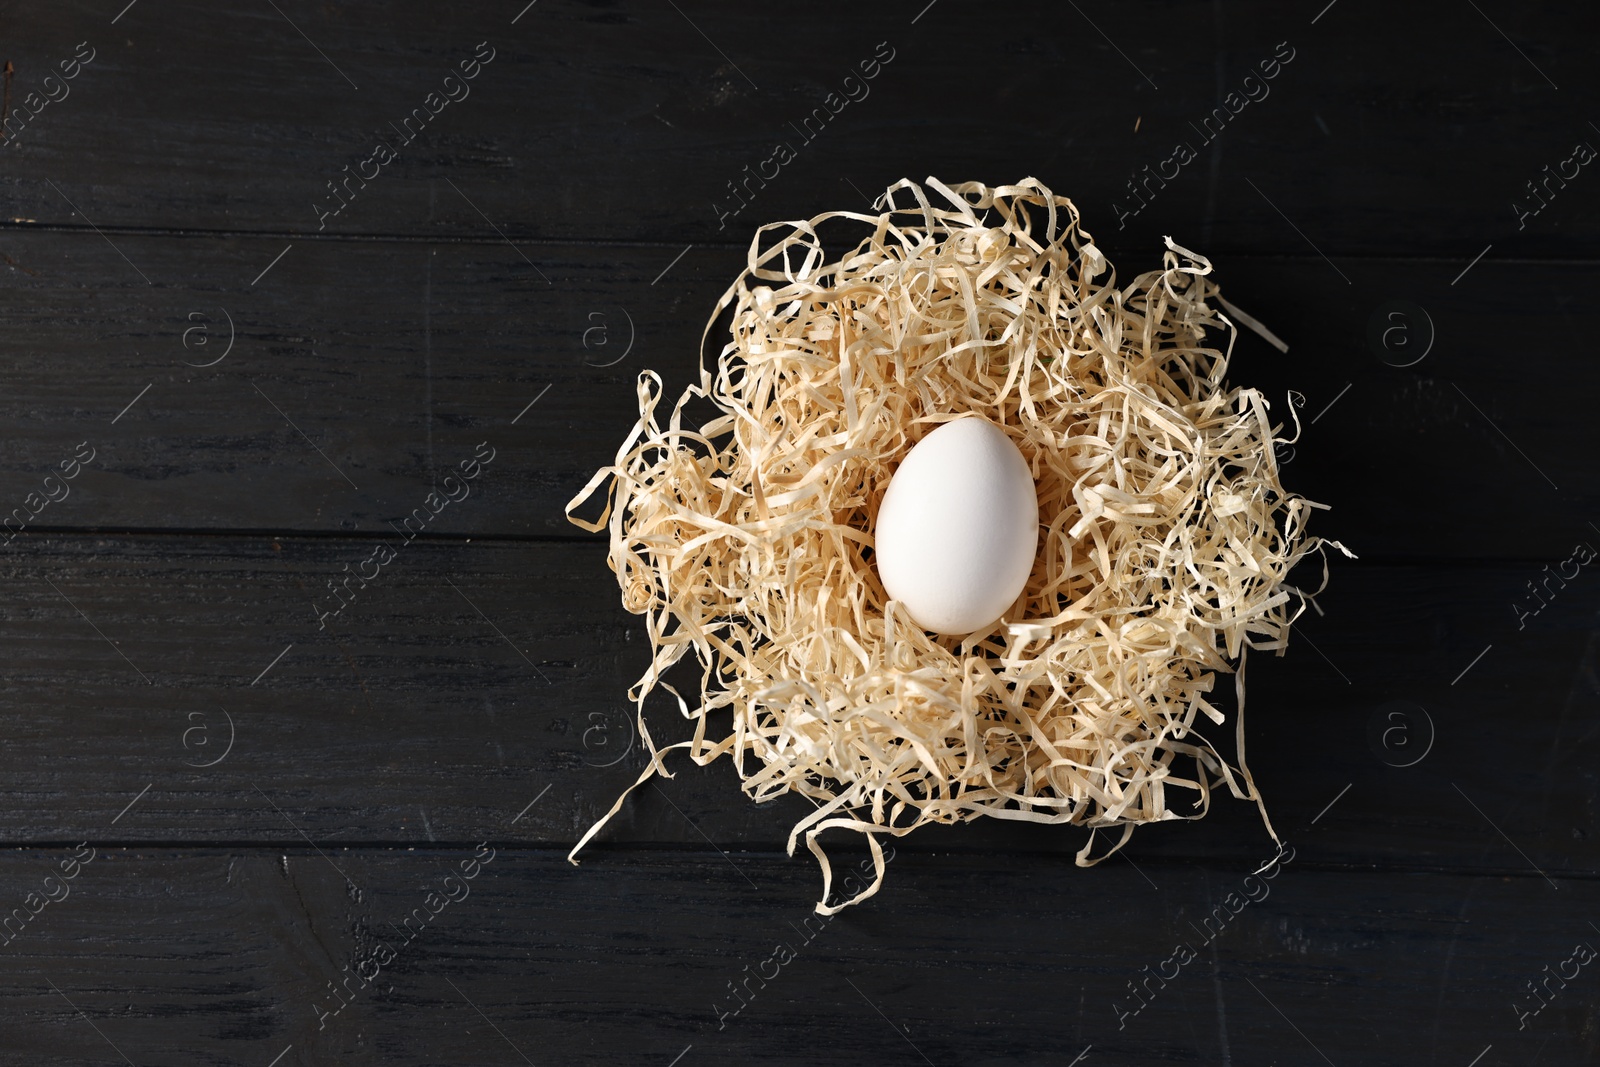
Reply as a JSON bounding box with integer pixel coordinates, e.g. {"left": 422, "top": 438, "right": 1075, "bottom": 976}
{"left": 1, "top": 1, "right": 1597, "bottom": 1064}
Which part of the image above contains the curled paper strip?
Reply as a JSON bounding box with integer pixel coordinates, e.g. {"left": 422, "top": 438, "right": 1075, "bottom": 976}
{"left": 567, "top": 177, "right": 1350, "bottom": 913}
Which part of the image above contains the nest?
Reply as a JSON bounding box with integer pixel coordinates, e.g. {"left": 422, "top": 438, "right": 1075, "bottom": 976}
{"left": 567, "top": 177, "right": 1348, "bottom": 913}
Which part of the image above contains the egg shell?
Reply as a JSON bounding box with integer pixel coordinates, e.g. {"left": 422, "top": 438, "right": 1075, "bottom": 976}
{"left": 873, "top": 417, "right": 1039, "bottom": 635}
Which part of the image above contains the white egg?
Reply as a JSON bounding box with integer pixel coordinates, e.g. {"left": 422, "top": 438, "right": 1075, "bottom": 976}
{"left": 873, "top": 417, "right": 1039, "bottom": 635}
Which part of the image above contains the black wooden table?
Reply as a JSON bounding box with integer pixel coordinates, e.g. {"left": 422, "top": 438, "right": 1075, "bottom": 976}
{"left": 2, "top": 2, "right": 1597, "bottom": 1064}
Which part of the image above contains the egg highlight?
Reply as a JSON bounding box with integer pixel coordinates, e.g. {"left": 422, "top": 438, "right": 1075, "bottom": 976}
{"left": 872, "top": 417, "right": 1040, "bottom": 635}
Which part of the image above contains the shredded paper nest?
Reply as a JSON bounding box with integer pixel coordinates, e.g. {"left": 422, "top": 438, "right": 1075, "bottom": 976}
{"left": 567, "top": 177, "right": 1348, "bottom": 913}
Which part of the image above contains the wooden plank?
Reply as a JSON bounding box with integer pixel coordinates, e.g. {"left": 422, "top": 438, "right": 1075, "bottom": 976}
{"left": 1, "top": 230, "right": 1594, "bottom": 558}
{"left": 0, "top": 847, "right": 1588, "bottom": 1065}
{"left": 1, "top": 1, "right": 1594, "bottom": 256}
{"left": 2, "top": 533, "right": 1596, "bottom": 883}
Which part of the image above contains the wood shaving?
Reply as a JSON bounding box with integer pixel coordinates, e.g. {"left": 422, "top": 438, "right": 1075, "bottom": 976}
{"left": 567, "top": 177, "right": 1351, "bottom": 913}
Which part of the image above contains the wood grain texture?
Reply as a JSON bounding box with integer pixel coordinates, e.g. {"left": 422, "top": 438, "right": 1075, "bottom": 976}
{"left": 1, "top": 1, "right": 1596, "bottom": 255}
{"left": 1, "top": 533, "right": 1595, "bottom": 887}
{"left": 0, "top": 849, "right": 1591, "bottom": 1067}
{"left": 1, "top": 230, "right": 1594, "bottom": 557}
{"left": 3, "top": 1, "right": 1597, "bottom": 1063}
